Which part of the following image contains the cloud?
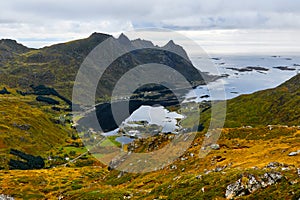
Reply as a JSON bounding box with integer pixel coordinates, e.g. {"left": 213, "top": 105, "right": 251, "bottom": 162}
{"left": 2, "top": 0, "right": 300, "bottom": 29}
{"left": 0, "top": 0, "right": 300, "bottom": 53}
{"left": 179, "top": 29, "right": 300, "bottom": 55}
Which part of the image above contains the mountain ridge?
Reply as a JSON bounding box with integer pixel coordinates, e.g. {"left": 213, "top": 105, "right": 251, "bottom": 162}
{"left": 0, "top": 32, "right": 209, "bottom": 100}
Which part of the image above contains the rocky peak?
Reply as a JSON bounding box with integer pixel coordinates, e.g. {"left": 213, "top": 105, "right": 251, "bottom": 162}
{"left": 0, "top": 39, "right": 30, "bottom": 54}
{"left": 0, "top": 39, "right": 18, "bottom": 45}
{"left": 163, "top": 40, "right": 190, "bottom": 62}
{"left": 117, "top": 33, "right": 132, "bottom": 46}
{"left": 131, "top": 38, "right": 155, "bottom": 49}
{"left": 165, "top": 39, "right": 176, "bottom": 46}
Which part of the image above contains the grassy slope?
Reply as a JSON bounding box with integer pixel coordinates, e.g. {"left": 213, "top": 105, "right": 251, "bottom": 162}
{"left": 0, "top": 126, "right": 299, "bottom": 199}
{"left": 0, "top": 89, "right": 72, "bottom": 168}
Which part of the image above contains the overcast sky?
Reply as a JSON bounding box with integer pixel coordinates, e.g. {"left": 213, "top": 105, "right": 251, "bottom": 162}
{"left": 1, "top": 0, "right": 300, "bottom": 55}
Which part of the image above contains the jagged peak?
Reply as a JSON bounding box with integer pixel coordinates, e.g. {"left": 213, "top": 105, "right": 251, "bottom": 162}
{"left": 131, "top": 38, "right": 155, "bottom": 48}
{"left": 166, "top": 40, "right": 175, "bottom": 45}
{"left": 117, "top": 33, "right": 132, "bottom": 47}
{"left": 118, "top": 33, "right": 130, "bottom": 41}
{"left": 163, "top": 40, "right": 180, "bottom": 49}
{"left": 162, "top": 40, "right": 190, "bottom": 61}
{"left": 119, "top": 32, "right": 127, "bottom": 38}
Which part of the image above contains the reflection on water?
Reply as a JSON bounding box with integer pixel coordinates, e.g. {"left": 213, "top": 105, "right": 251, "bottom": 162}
{"left": 103, "top": 105, "right": 184, "bottom": 144}
{"left": 115, "top": 136, "right": 134, "bottom": 144}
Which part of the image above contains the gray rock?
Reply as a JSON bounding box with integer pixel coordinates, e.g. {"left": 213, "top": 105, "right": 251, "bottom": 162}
{"left": 225, "top": 179, "right": 246, "bottom": 199}
{"left": 214, "top": 165, "right": 227, "bottom": 172}
{"left": 170, "top": 165, "right": 177, "bottom": 170}
{"left": 265, "top": 162, "right": 281, "bottom": 169}
{"left": 117, "top": 171, "right": 125, "bottom": 178}
{"left": 123, "top": 193, "right": 132, "bottom": 199}
{"left": 181, "top": 157, "right": 188, "bottom": 161}
{"left": 247, "top": 174, "right": 261, "bottom": 193}
{"left": 225, "top": 172, "right": 282, "bottom": 199}
{"left": 261, "top": 172, "right": 282, "bottom": 188}
{"left": 0, "top": 194, "right": 14, "bottom": 200}
{"left": 204, "top": 169, "right": 212, "bottom": 175}
{"left": 210, "top": 144, "right": 220, "bottom": 150}
{"left": 195, "top": 175, "right": 202, "bottom": 179}
{"left": 281, "top": 167, "right": 290, "bottom": 171}
{"left": 205, "top": 132, "right": 212, "bottom": 138}
{"left": 288, "top": 150, "right": 300, "bottom": 156}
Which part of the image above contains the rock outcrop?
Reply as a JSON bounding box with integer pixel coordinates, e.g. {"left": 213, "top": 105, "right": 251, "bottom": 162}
{"left": 0, "top": 194, "right": 14, "bottom": 200}
{"left": 225, "top": 172, "right": 282, "bottom": 199}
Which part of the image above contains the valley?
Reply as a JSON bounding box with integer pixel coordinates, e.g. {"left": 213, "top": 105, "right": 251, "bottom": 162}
{"left": 0, "top": 34, "right": 299, "bottom": 199}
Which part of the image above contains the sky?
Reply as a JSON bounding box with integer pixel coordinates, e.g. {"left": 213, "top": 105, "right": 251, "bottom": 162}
{"left": 1, "top": 0, "right": 300, "bottom": 55}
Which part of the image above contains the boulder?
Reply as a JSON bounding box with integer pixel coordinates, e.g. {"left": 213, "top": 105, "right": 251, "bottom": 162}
{"left": 210, "top": 144, "right": 220, "bottom": 150}
{"left": 225, "top": 178, "right": 247, "bottom": 199}
{"left": 0, "top": 194, "right": 14, "bottom": 200}
{"left": 288, "top": 150, "right": 300, "bottom": 156}
{"left": 260, "top": 172, "right": 282, "bottom": 187}
{"left": 265, "top": 162, "right": 281, "bottom": 169}
{"left": 225, "top": 172, "right": 282, "bottom": 199}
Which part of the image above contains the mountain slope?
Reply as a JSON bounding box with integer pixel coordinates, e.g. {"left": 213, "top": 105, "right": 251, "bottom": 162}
{"left": 0, "top": 33, "right": 210, "bottom": 100}
{"left": 0, "top": 39, "right": 32, "bottom": 64}
{"left": 0, "top": 91, "right": 72, "bottom": 169}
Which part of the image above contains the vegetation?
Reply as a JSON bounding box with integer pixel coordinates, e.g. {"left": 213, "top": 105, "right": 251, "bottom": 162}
{"left": 0, "top": 33, "right": 211, "bottom": 100}
{"left": 0, "top": 126, "right": 299, "bottom": 199}
{"left": 0, "top": 36, "right": 299, "bottom": 199}
{"left": 0, "top": 87, "right": 75, "bottom": 169}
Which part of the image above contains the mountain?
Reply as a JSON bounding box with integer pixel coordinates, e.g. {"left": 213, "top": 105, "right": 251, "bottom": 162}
{"left": 0, "top": 39, "right": 31, "bottom": 54}
{"left": 200, "top": 73, "right": 300, "bottom": 128}
{"left": 131, "top": 38, "right": 155, "bottom": 48}
{"left": 0, "top": 33, "right": 212, "bottom": 100}
{"left": 0, "top": 39, "right": 32, "bottom": 63}
{"left": 117, "top": 33, "right": 132, "bottom": 47}
{"left": 162, "top": 39, "right": 190, "bottom": 62}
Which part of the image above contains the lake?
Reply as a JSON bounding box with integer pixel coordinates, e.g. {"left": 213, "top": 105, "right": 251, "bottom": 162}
{"left": 103, "top": 54, "right": 300, "bottom": 144}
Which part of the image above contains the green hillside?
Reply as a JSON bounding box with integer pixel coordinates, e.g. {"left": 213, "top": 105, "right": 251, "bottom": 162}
{"left": 0, "top": 89, "right": 74, "bottom": 169}
{"left": 0, "top": 33, "right": 111, "bottom": 98}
